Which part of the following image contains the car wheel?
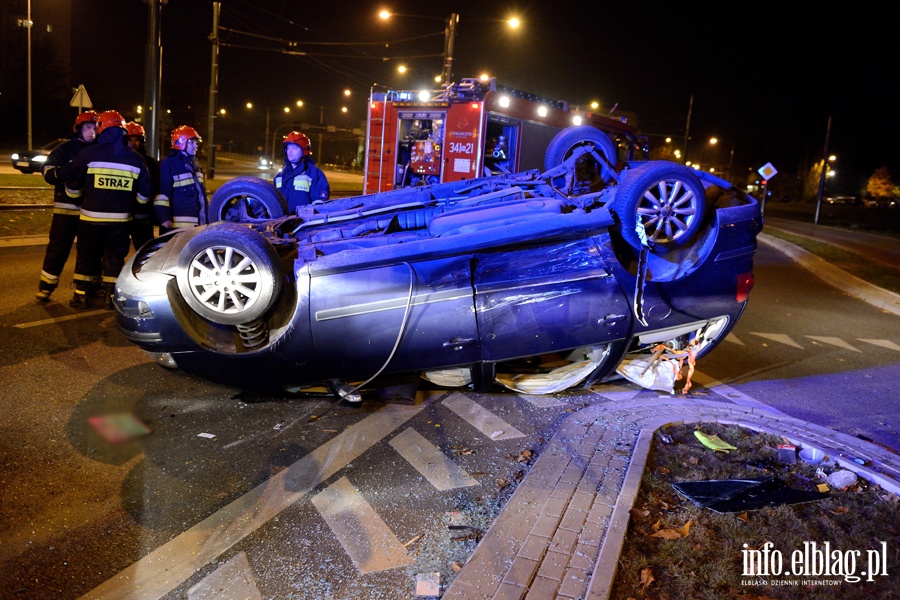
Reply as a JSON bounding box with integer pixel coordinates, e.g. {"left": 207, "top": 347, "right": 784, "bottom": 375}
{"left": 543, "top": 125, "right": 618, "bottom": 192}
{"left": 175, "top": 223, "right": 283, "bottom": 326}
{"left": 208, "top": 176, "right": 287, "bottom": 224}
{"left": 614, "top": 161, "right": 706, "bottom": 252}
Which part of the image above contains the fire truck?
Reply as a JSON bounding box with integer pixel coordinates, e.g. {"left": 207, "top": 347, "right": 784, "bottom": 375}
{"left": 364, "top": 77, "right": 645, "bottom": 194}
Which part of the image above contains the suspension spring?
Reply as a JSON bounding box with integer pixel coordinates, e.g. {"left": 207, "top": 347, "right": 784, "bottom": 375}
{"left": 236, "top": 318, "right": 268, "bottom": 350}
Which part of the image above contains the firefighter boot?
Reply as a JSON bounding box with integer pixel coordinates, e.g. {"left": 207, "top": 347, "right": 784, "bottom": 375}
{"left": 35, "top": 282, "right": 56, "bottom": 302}
{"left": 69, "top": 288, "right": 90, "bottom": 310}
{"left": 100, "top": 283, "right": 116, "bottom": 310}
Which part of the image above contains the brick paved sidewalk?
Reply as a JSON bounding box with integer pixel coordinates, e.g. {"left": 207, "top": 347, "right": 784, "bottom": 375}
{"left": 445, "top": 389, "right": 900, "bottom": 600}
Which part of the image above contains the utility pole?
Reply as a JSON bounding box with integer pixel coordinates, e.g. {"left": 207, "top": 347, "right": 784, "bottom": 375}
{"left": 441, "top": 13, "right": 459, "bottom": 85}
{"left": 206, "top": 2, "right": 220, "bottom": 179}
{"left": 143, "top": 0, "right": 163, "bottom": 159}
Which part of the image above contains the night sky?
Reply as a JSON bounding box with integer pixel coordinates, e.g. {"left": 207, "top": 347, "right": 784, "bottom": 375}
{"left": 24, "top": 1, "right": 900, "bottom": 194}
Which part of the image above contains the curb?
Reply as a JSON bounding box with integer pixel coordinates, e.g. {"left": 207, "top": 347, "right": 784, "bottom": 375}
{"left": 758, "top": 232, "right": 900, "bottom": 316}
{"left": 446, "top": 395, "right": 900, "bottom": 600}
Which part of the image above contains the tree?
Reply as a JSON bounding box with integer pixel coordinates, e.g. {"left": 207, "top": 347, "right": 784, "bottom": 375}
{"left": 803, "top": 159, "right": 825, "bottom": 201}
{"left": 866, "top": 166, "right": 895, "bottom": 200}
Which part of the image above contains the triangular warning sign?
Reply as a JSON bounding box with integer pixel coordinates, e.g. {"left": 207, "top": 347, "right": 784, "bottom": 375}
{"left": 70, "top": 84, "right": 93, "bottom": 109}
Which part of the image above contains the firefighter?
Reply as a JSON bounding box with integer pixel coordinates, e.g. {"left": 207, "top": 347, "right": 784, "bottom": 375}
{"left": 124, "top": 121, "right": 159, "bottom": 249}
{"left": 56, "top": 110, "right": 153, "bottom": 310}
{"left": 154, "top": 125, "right": 208, "bottom": 234}
{"left": 34, "top": 110, "right": 99, "bottom": 302}
{"left": 274, "top": 131, "right": 330, "bottom": 213}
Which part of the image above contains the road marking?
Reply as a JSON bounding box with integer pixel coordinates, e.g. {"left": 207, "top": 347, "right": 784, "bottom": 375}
{"left": 691, "top": 370, "right": 790, "bottom": 416}
{"left": 725, "top": 332, "right": 745, "bottom": 345}
{"left": 598, "top": 390, "right": 642, "bottom": 402}
{"left": 311, "top": 476, "right": 415, "bottom": 574}
{"left": 516, "top": 393, "right": 567, "bottom": 408}
{"left": 15, "top": 310, "right": 110, "bottom": 328}
{"left": 79, "top": 403, "right": 422, "bottom": 600}
{"left": 806, "top": 336, "right": 861, "bottom": 352}
{"left": 187, "top": 551, "right": 262, "bottom": 600}
{"left": 749, "top": 332, "right": 805, "bottom": 349}
{"left": 442, "top": 393, "right": 525, "bottom": 440}
{"left": 858, "top": 338, "right": 900, "bottom": 352}
{"left": 389, "top": 427, "right": 479, "bottom": 490}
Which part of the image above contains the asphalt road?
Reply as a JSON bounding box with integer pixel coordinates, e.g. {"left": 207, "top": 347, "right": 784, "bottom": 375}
{"left": 1, "top": 233, "right": 897, "bottom": 599}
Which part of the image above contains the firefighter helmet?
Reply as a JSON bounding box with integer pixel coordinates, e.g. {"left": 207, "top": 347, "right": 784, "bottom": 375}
{"left": 283, "top": 131, "right": 311, "bottom": 156}
{"left": 73, "top": 110, "right": 99, "bottom": 132}
{"left": 96, "top": 110, "right": 127, "bottom": 134}
{"left": 125, "top": 121, "right": 145, "bottom": 138}
{"left": 171, "top": 125, "right": 201, "bottom": 150}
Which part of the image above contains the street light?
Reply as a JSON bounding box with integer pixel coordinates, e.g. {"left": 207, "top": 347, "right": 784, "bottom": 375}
{"left": 709, "top": 137, "right": 735, "bottom": 181}
{"left": 378, "top": 11, "right": 459, "bottom": 85}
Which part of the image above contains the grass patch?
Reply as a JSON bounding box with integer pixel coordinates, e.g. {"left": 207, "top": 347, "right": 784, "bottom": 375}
{"left": 764, "top": 229, "right": 900, "bottom": 294}
{"left": 610, "top": 422, "right": 900, "bottom": 599}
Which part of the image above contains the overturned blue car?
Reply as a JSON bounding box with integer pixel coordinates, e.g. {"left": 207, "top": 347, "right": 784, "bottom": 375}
{"left": 114, "top": 140, "right": 762, "bottom": 399}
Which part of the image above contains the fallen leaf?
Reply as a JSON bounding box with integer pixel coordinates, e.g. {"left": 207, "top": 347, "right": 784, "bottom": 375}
{"left": 675, "top": 520, "right": 692, "bottom": 537}
{"left": 639, "top": 567, "right": 655, "bottom": 592}
{"left": 657, "top": 465, "right": 671, "bottom": 474}
{"left": 630, "top": 508, "right": 650, "bottom": 519}
{"left": 831, "top": 506, "right": 849, "bottom": 514}
{"left": 737, "top": 512, "right": 749, "bottom": 522}
{"left": 451, "top": 562, "right": 463, "bottom": 573}
{"left": 652, "top": 528, "right": 682, "bottom": 540}
{"left": 651, "top": 519, "right": 661, "bottom": 532}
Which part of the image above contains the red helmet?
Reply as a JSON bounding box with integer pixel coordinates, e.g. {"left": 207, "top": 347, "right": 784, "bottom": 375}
{"left": 73, "top": 110, "right": 99, "bottom": 132}
{"left": 283, "top": 131, "right": 311, "bottom": 156}
{"left": 96, "top": 110, "right": 127, "bottom": 134}
{"left": 171, "top": 125, "right": 201, "bottom": 150}
{"left": 125, "top": 122, "right": 145, "bottom": 138}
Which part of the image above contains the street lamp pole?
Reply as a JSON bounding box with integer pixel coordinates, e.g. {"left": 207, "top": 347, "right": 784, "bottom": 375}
{"left": 814, "top": 115, "right": 833, "bottom": 226}
{"left": 265, "top": 107, "right": 270, "bottom": 159}
{"left": 727, "top": 141, "right": 735, "bottom": 181}
{"left": 206, "top": 2, "right": 220, "bottom": 179}
{"left": 143, "top": 0, "right": 163, "bottom": 158}
{"left": 441, "top": 13, "right": 459, "bottom": 85}
{"left": 26, "top": 0, "right": 33, "bottom": 151}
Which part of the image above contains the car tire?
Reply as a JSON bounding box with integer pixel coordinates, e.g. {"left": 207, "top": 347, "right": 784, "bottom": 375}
{"left": 208, "top": 176, "right": 287, "bottom": 224}
{"left": 613, "top": 161, "right": 707, "bottom": 252}
{"left": 543, "top": 125, "right": 618, "bottom": 190}
{"left": 175, "top": 223, "right": 283, "bottom": 326}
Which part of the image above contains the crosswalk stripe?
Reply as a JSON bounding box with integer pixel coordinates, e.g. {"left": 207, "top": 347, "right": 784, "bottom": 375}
{"left": 691, "top": 371, "right": 790, "bottom": 414}
{"left": 79, "top": 403, "right": 422, "bottom": 600}
{"left": 858, "top": 338, "right": 900, "bottom": 352}
{"left": 187, "top": 551, "right": 262, "bottom": 600}
{"left": 750, "top": 332, "right": 805, "bottom": 349}
{"left": 598, "top": 390, "right": 642, "bottom": 402}
{"left": 516, "top": 394, "right": 568, "bottom": 408}
{"left": 806, "top": 336, "right": 861, "bottom": 352}
{"left": 442, "top": 393, "right": 525, "bottom": 440}
{"left": 311, "top": 476, "right": 415, "bottom": 574}
{"left": 389, "top": 428, "right": 479, "bottom": 490}
{"left": 725, "top": 332, "right": 745, "bottom": 345}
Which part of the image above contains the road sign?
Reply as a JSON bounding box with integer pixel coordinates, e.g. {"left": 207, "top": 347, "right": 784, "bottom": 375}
{"left": 758, "top": 162, "right": 778, "bottom": 180}
{"left": 70, "top": 84, "right": 93, "bottom": 109}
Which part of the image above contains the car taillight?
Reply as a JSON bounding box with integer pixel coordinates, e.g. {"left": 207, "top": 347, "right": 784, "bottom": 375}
{"left": 736, "top": 272, "right": 754, "bottom": 303}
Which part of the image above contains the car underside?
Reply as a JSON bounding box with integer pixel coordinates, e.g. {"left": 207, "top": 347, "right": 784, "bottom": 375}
{"left": 115, "top": 138, "right": 762, "bottom": 400}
